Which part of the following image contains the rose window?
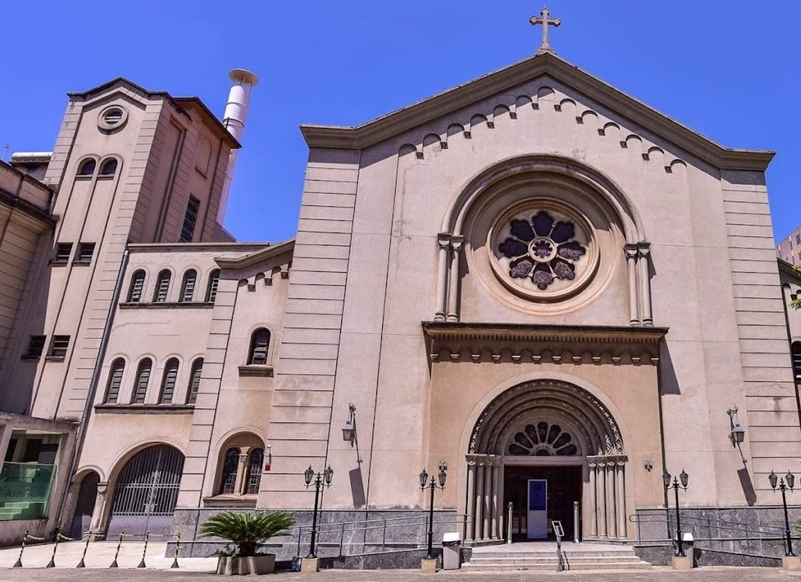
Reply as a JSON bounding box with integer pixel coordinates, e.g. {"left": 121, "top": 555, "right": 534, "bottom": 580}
{"left": 507, "top": 421, "right": 578, "bottom": 456}
{"left": 498, "top": 211, "right": 587, "bottom": 290}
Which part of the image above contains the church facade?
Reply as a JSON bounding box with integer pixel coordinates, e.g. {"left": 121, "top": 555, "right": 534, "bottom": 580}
{"left": 1, "top": 41, "right": 800, "bottom": 552}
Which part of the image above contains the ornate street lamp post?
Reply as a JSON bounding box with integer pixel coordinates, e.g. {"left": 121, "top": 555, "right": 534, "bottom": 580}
{"left": 769, "top": 470, "right": 796, "bottom": 557}
{"left": 663, "top": 469, "right": 689, "bottom": 557}
{"left": 304, "top": 465, "right": 333, "bottom": 559}
{"left": 420, "top": 461, "right": 447, "bottom": 560}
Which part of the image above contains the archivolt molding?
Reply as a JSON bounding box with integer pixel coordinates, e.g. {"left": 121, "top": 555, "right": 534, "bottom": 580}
{"left": 398, "top": 84, "right": 687, "bottom": 175}
{"left": 468, "top": 379, "right": 624, "bottom": 456}
{"left": 432, "top": 154, "right": 657, "bottom": 323}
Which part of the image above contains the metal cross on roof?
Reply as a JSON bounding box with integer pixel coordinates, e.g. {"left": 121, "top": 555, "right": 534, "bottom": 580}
{"left": 529, "top": 7, "right": 561, "bottom": 54}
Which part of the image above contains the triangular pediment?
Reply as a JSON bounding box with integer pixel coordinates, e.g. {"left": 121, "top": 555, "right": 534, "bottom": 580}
{"left": 301, "top": 52, "right": 772, "bottom": 171}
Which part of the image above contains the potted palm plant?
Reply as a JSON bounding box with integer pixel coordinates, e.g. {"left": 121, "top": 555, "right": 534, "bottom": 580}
{"left": 200, "top": 510, "right": 296, "bottom": 575}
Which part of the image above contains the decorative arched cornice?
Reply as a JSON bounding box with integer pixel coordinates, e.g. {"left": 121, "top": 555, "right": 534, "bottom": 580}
{"left": 463, "top": 376, "right": 628, "bottom": 459}
{"left": 441, "top": 154, "right": 645, "bottom": 245}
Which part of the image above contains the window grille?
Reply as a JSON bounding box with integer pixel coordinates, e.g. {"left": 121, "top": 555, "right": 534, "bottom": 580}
{"left": 128, "top": 270, "right": 146, "bottom": 302}
{"left": 159, "top": 358, "right": 179, "bottom": 404}
{"left": 49, "top": 336, "right": 70, "bottom": 358}
{"left": 248, "top": 329, "right": 270, "bottom": 365}
{"left": 219, "top": 448, "right": 240, "bottom": 494}
{"left": 75, "top": 243, "right": 95, "bottom": 263}
{"left": 793, "top": 343, "right": 801, "bottom": 382}
{"left": 132, "top": 359, "right": 152, "bottom": 404}
{"left": 154, "top": 270, "right": 171, "bottom": 303}
{"left": 206, "top": 269, "right": 220, "bottom": 303}
{"left": 180, "top": 197, "right": 200, "bottom": 243}
{"left": 187, "top": 358, "right": 203, "bottom": 404}
{"left": 180, "top": 270, "right": 197, "bottom": 302}
{"left": 105, "top": 359, "right": 125, "bottom": 403}
{"left": 245, "top": 448, "right": 264, "bottom": 494}
{"left": 54, "top": 243, "right": 73, "bottom": 263}
{"left": 24, "top": 335, "right": 46, "bottom": 359}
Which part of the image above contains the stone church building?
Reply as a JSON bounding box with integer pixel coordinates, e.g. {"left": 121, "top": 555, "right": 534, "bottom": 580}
{"left": 1, "top": 29, "right": 801, "bottom": 554}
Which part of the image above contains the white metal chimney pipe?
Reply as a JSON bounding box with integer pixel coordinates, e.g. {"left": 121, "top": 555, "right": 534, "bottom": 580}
{"left": 218, "top": 68, "right": 258, "bottom": 224}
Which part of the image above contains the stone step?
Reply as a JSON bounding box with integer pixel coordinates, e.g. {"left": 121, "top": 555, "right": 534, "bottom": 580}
{"left": 463, "top": 561, "right": 651, "bottom": 571}
{"left": 465, "top": 542, "right": 651, "bottom": 571}
{"left": 469, "top": 555, "right": 645, "bottom": 564}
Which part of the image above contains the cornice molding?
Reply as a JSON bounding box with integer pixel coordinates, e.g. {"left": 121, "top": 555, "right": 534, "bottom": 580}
{"left": 422, "top": 321, "right": 668, "bottom": 365}
{"left": 301, "top": 53, "right": 773, "bottom": 171}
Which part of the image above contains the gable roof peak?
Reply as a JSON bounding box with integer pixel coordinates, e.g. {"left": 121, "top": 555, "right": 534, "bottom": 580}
{"left": 300, "top": 51, "right": 773, "bottom": 172}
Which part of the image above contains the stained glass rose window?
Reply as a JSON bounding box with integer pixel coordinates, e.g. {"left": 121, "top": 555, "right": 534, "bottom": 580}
{"left": 497, "top": 211, "right": 587, "bottom": 290}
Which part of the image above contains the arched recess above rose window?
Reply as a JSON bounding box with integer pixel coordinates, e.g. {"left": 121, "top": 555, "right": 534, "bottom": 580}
{"left": 434, "top": 154, "right": 652, "bottom": 324}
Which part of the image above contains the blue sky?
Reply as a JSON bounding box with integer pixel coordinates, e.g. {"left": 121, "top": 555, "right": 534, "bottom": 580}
{"left": 1, "top": 1, "right": 799, "bottom": 243}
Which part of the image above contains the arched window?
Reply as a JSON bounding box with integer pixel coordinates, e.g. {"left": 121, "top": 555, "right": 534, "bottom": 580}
{"left": 159, "top": 358, "right": 179, "bottom": 404}
{"left": 105, "top": 358, "right": 125, "bottom": 403}
{"left": 206, "top": 269, "right": 221, "bottom": 303}
{"left": 153, "top": 270, "right": 171, "bottom": 303}
{"left": 180, "top": 270, "right": 197, "bottom": 303}
{"left": 128, "top": 270, "right": 146, "bottom": 303}
{"left": 248, "top": 328, "right": 270, "bottom": 365}
{"left": 186, "top": 358, "right": 203, "bottom": 404}
{"left": 77, "top": 159, "right": 96, "bottom": 176}
{"left": 99, "top": 158, "right": 118, "bottom": 176}
{"left": 131, "top": 358, "right": 153, "bottom": 404}
{"left": 245, "top": 448, "right": 264, "bottom": 495}
{"left": 219, "top": 447, "right": 240, "bottom": 494}
{"left": 793, "top": 342, "right": 801, "bottom": 383}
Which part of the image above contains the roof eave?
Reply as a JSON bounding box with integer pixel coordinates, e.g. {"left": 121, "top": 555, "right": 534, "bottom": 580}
{"left": 215, "top": 239, "right": 295, "bottom": 269}
{"left": 300, "top": 52, "right": 775, "bottom": 172}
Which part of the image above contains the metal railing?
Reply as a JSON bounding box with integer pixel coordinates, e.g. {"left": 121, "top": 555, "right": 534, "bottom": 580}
{"left": 275, "top": 513, "right": 470, "bottom": 558}
{"left": 630, "top": 511, "right": 790, "bottom": 558}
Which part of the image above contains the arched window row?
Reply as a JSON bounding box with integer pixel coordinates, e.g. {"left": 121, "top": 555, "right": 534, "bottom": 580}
{"left": 76, "top": 156, "right": 119, "bottom": 178}
{"left": 103, "top": 356, "right": 204, "bottom": 406}
{"left": 215, "top": 436, "right": 265, "bottom": 496}
{"left": 124, "top": 268, "right": 221, "bottom": 305}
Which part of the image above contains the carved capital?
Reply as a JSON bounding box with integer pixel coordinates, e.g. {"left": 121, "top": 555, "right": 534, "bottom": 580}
{"left": 450, "top": 235, "right": 464, "bottom": 253}
{"left": 636, "top": 242, "right": 651, "bottom": 258}
{"left": 624, "top": 244, "right": 639, "bottom": 260}
{"left": 97, "top": 482, "right": 109, "bottom": 496}
{"left": 438, "top": 233, "right": 452, "bottom": 250}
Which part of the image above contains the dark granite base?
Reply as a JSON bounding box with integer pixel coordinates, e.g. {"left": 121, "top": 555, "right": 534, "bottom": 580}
{"left": 169, "top": 507, "right": 461, "bottom": 559}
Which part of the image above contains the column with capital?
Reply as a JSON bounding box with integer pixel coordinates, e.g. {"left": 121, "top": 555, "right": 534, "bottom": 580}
{"left": 233, "top": 447, "right": 251, "bottom": 495}
{"left": 435, "top": 234, "right": 451, "bottom": 321}
{"left": 474, "top": 459, "right": 485, "bottom": 541}
{"left": 606, "top": 460, "right": 616, "bottom": 537}
{"left": 624, "top": 245, "right": 640, "bottom": 325}
{"left": 465, "top": 455, "right": 477, "bottom": 541}
{"left": 482, "top": 457, "right": 492, "bottom": 540}
{"left": 586, "top": 460, "right": 597, "bottom": 537}
{"left": 637, "top": 243, "right": 653, "bottom": 325}
{"left": 446, "top": 236, "right": 464, "bottom": 322}
{"left": 615, "top": 459, "right": 627, "bottom": 538}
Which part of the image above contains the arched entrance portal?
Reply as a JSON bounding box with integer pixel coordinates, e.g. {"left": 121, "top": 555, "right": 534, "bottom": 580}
{"left": 466, "top": 380, "right": 628, "bottom": 542}
{"left": 107, "top": 445, "right": 185, "bottom": 538}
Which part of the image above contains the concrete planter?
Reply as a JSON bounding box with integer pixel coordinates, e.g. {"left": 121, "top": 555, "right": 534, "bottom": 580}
{"left": 216, "top": 554, "right": 276, "bottom": 575}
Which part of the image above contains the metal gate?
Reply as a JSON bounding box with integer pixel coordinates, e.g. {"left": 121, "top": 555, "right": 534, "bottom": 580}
{"left": 107, "top": 445, "right": 184, "bottom": 538}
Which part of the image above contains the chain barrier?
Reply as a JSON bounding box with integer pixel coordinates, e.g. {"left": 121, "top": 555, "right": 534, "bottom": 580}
{"left": 11, "top": 529, "right": 182, "bottom": 569}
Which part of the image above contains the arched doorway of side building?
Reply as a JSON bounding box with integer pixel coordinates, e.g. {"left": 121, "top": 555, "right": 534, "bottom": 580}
{"left": 465, "top": 379, "right": 629, "bottom": 543}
